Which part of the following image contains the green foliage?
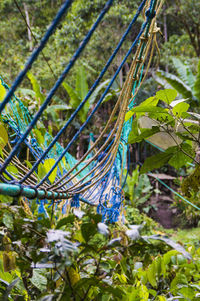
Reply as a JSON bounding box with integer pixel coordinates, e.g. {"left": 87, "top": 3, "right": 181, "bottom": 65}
{"left": 123, "top": 166, "right": 156, "bottom": 213}
{"left": 0, "top": 198, "right": 196, "bottom": 300}
{"left": 194, "top": 60, "right": 200, "bottom": 101}
{"left": 27, "top": 72, "right": 45, "bottom": 107}
{"left": 182, "top": 165, "right": 200, "bottom": 197}
{"left": 128, "top": 126, "right": 160, "bottom": 144}
{"left": 0, "top": 123, "right": 8, "bottom": 148}
{"left": 141, "top": 144, "right": 194, "bottom": 174}
{"left": 63, "top": 65, "right": 112, "bottom": 123}
{"left": 140, "top": 150, "right": 174, "bottom": 174}
{"left": 126, "top": 89, "right": 198, "bottom": 175}
{"left": 0, "top": 83, "right": 6, "bottom": 102}
{"left": 155, "top": 58, "right": 200, "bottom": 106}
{"left": 63, "top": 66, "right": 89, "bottom": 123}
{"left": 171, "top": 57, "right": 195, "bottom": 88}
{"left": 156, "top": 70, "right": 195, "bottom": 103}
{"left": 1, "top": 1, "right": 200, "bottom": 299}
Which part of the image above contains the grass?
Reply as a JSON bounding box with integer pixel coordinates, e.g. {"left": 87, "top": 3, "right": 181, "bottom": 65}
{"left": 165, "top": 227, "right": 200, "bottom": 248}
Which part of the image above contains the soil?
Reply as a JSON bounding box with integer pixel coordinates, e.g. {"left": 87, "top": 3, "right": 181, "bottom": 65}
{"left": 148, "top": 196, "right": 180, "bottom": 229}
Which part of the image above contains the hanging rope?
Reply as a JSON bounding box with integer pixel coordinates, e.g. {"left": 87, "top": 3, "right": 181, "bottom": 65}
{"left": 0, "top": 0, "right": 164, "bottom": 222}
{"left": 0, "top": 0, "right": 114, "bottom": 174}
{"left": 18, "top": 0, "right": 149, "bottom": 184}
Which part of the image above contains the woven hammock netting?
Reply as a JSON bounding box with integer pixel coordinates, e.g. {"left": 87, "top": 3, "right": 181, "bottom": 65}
{"left": 0, "top": 0, "right": 162, "bottom": 222}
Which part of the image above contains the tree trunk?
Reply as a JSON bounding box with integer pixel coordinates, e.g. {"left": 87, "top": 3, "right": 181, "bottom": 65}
{"left": 163, "top": 6, "right": 168, "bottom": 72}
{"left": 24, "top": 3, "right": 33, "bottom": 51}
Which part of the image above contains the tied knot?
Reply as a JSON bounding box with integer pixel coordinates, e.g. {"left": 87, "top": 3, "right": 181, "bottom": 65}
{"left": 71, "top": 194, "right": 80, "bottom": 208}
{"left": 145, "top": 9, "right": 156, "bottom": 19}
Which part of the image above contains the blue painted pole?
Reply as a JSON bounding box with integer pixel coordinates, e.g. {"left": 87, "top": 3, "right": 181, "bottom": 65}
{"left": 0, "top": 183, "right": 94, "bottom": 205}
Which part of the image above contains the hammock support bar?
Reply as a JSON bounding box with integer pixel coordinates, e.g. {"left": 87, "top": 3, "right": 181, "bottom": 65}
{"left": 0, "top": 183, "right": 93, "bottom": 205}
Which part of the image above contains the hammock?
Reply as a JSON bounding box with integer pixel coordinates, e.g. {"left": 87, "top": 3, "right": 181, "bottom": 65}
{"left": 0, "top": 0, "right": 161, "bottom": 221}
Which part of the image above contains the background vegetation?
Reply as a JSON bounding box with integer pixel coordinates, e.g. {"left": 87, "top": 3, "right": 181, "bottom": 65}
{"left": 0, "top": 0, "right": 200, "bottom": 300}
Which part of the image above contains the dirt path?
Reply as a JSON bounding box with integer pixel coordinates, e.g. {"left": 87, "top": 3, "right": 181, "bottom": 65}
{"left": 149, "top": 197, "right": 177, "bottom": 229}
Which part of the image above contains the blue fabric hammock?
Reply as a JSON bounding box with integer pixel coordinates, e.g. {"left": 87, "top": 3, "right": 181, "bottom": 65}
{"left": 0, "top": 0, "right": 159, "bottom": 221}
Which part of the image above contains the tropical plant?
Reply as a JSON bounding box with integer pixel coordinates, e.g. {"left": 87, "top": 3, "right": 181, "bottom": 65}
{"left": 123, "top": 166, "right": 158, "bottom": 213}
{"left": 62, "top": 65, "right": 112, "bottom": 123}
{"left": 155, "top": 57, "right": 200, "bottom": 107}
{"left": 0, "top": 201, "right": 193, "bottom": 301}
{"left": 126, "top": 89, "right": 200, "bottom": 217}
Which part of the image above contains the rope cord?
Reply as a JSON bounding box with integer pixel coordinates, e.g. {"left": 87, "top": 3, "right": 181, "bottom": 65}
{"left": 42, "top": 16, "right": 156, "bottom": 195}
{"left": 2, "top": 24, "right": 149, "bottom": 198}
{"left": 56, "top": 39, "right": 146, "bottom": 194}
{"left": 36, "top": 17, "right": 151, "bottom": 188}
{"left": 0, "top": 0, "right": 163, "bottom": 207}
{"left": 48, "top": 42, "right": 144, "bottom": 191}
{"left": 39, "top": 0, "right": 159, "bottom": 190}
{"left": 1, "top": 0, "right": 158, "bottom": 197}
{"left": 59, "top": 83, "right": 131, "bottom": 194}
{"left": 149, "top": 173, "right": 200, "bottom": 211}
{"left": 0, "top": 0, "right": 114, "bottom": 174}
{"left": 19, "top": 0, "right": 148, "bottom": 184}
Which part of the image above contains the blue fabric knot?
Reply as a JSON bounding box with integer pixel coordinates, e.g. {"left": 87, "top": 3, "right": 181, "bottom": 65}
{"left": 108, "top": 202, "right": 121, "bottom": 223}
{"left": 71, "top": 194, "right": 80, "bottom": 208}
{"left": 97, "top": 201, "right": 121, "bottom": 223}
{"left": 62, "top": 200, "right": 68, "bottom": 214}
{"left": 38, "top": 200, "right": 48, "bottom": 218}
{"left": 11, "top": 135, "right": 20, "bottom": 144}
{"left": 31, "top": 138, "right": 37, "bottom": 146}
{"left": 97, "top": 203, "right": 107, "bottom": 220}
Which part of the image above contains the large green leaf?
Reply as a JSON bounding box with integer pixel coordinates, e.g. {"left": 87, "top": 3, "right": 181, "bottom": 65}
{"left": 128, "top": 127, "right": 160, "bottom": 144}
{"left": 76, "top": 66, "right": 88, "bottom": 100}
{"left": 156, "top": 89, "right": 177, "bottom": 105}
{"left": 27, "top": 72, "right": 45, "bottom": 105}
{"left": 0, "top": 83, "right": 6, "bottom": 102}
{"left": 33, "top": 129, "right": 45, "bottom": 145}
{"left": 43, "top": 158, "right": 57, "bottom": 184}
{"left": 193, "top": 59, "right": 200, "bottom": 101}
{"left": 63, "top": 67, "right": 90, "bottom": 123}
{"left": 6, "top": 164, "right": 19, "bottom": 176}
{"left": 141, "top": 144, "right": 194, "bottom": 173}
{"left": 75, "top": 66, "right": 90, "bottom": 122}
{"left": 147, "top": 261, "right": 157, "bottom": 288}
{"left": 168, "top": 144, "right": 194, "bottom": 169}
{"left": 172, "top": 57, "right": 195, "bottom": 88}
{"left": 144, "top": 235, "right": 191, "bottom": 259}
{"left": 172, "top": 101, "right": 190, "bottom": 117}
{"left": 140, "top": 151, "right": 173, "bottom": 174}
{"left": 38, "top": 158, "right": 58, "bottom": 183}
{"left": 130, "top": 106, "right": 168, "bottom": 114}
{"left": 0, "top": 124, "right": 8, "bottom": 147}
{"left": 62, "top": 82, "right": 80, "bottom": 107}
{"left": 125, "top": 106, "right": 169, "bottom": 122}
{"left": 170, "top": 273, "right": 188, "bottom": 292}
{"left": 38, "top": 163, "right": 46, "bottom": 180}
{"left": 88, "top": 79, "right": 110, "bottom": 105}
{"left": 125, "top": 96, "right": 159, "bottom": 121}
{"left": 56, "top": 215, "right": 75, "bottom": 229}
{"left": 156, "top": 70, "right": 195, "bottom": 103}
{"left": 139, "top": 95, "right": 159, "bottom": 107}
{"left": 81, "top": 222, "right": 97, "bottom": 242}
{"left": 30, "top": 269, "right": 47, "bottom": 291}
